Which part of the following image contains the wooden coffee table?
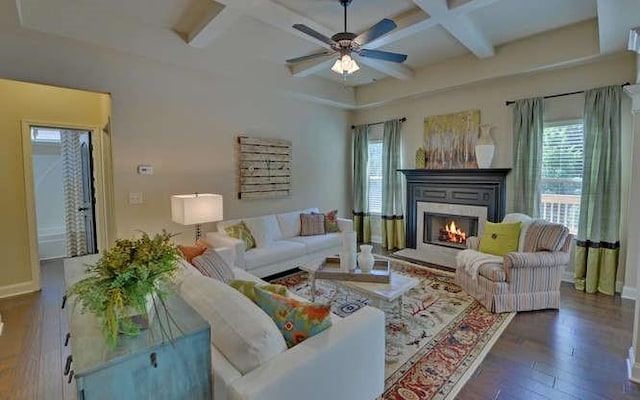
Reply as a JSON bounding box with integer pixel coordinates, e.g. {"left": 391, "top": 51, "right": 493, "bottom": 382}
{"left": 300, "top": 259, "right": 419, "bottom": 317}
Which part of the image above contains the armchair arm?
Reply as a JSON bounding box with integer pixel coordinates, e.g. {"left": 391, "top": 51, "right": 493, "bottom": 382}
{"left": 204, "top": 232, "right": 246, "bottom": 268}
{"left": 504, "top": 251, "right": 570, "bottom": 270}
{"left": 466, "top": 236, "right": 480, "bottom": 250}
{"left": 230, "top": 306, "right": 385, "bottom": 400}
{"left": 337, "top": 217, "right": 353, "bottom": 233}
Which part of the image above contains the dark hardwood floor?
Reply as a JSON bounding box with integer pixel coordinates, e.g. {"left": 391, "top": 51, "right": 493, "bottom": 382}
{"left": 0, "top": 258, "right": 638, "bottom": 400}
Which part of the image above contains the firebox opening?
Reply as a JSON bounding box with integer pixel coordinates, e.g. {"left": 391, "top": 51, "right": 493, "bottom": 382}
{"left": 423, "top": 212, "right": 479, "bottom": 250}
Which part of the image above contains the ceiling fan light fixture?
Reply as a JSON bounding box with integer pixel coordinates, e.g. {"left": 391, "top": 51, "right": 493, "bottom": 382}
{"left": 331, "top": 53, "right": 360, "bottom": 77}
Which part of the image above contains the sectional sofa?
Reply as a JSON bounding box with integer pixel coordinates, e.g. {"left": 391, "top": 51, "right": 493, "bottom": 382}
{"left": 174, "top": 247, "right": 386, "bottom": 400}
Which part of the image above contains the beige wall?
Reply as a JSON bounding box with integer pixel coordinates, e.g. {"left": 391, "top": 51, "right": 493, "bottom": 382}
{"left": 0, "top": 23, "right": 350, "bottom": 248}
{"left": 352, "top": 54, "right": 637, "bottom": 290}
{"left": 0, "top": 79, "right": 109, "bottom": 291}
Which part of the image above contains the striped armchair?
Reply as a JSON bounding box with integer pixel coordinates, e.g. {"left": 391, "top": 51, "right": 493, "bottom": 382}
{"left": 455, "top": 213, "right": 572, "bottom": 313}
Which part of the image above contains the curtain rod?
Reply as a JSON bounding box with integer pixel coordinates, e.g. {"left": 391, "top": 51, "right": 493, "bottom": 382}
{"left": 504, "top": 82, "right": 631, "bottom": 106}
{"left": 351, "top": 117, "right": 406, "bottom": 129}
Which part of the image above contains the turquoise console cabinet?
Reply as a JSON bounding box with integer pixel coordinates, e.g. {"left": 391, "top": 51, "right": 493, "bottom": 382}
{"left": 64, "top": 256, "right": 212, "bottom": 400}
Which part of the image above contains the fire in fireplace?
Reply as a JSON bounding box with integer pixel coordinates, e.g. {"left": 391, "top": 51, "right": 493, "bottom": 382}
{"left": 424, "top": 212, "right": 479, "bottom": 250}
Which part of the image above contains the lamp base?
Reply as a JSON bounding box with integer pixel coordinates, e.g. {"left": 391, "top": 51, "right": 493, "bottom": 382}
{"left": 195, "top": 224, "right": 202, "bottom": 241}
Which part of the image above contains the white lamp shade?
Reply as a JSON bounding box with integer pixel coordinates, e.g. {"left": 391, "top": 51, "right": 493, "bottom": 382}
{"left": 171, "top": 194, "right": 223, "bottom": 225}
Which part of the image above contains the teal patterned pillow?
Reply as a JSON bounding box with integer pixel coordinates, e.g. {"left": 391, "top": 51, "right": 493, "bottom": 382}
{"left": 254, "top": 287, "right": 332, "bottom": 347}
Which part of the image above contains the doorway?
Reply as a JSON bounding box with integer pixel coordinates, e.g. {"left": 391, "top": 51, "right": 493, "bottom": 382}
{"left": 30, "top": 126, "right": 98, "bottom": 259}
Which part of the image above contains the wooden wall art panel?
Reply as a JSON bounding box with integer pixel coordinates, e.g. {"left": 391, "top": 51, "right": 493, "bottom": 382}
{"left": 238, "top": 136, "right": 292, "bottom": 200}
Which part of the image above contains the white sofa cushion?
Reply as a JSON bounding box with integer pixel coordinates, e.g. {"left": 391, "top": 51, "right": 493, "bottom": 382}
{"left": 244, "top": 241, "right": 306, "bottom": 270}
{"left": 176, "top": 274, "right": 288, "bottom": 375}
{"left": 276, "top": 208, "right": 319, "bottom": 239}
{"left": 244, "top": 215, "right": 283, "bottom": 247}
{"left": 287, "top": 233, "right": 342, "bottom": 253}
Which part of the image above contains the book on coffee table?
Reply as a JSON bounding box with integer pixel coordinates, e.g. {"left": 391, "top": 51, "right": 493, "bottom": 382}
{"left": 311, "top": 256, "right": 391, "bottom": 283}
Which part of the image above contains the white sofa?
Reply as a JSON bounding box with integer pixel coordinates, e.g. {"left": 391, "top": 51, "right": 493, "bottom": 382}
{"left": 205, "top": 208, "right": 353, "bottom": 278}
{"left": 174, "top": 248, "right": 386, "bottom": 400}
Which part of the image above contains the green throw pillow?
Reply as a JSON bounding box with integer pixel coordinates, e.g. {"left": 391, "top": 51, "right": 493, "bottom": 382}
{"left": 224, "top": 221, "right": 256, "bottom": 250}
{"left": 479, "top": 221, "right": 522, "bottom": 256}
{"left": 254, "top": 287, "right": 332, "bottom": 348}
{"left": 229, "top": 280, "right": 288, "bottom": 303}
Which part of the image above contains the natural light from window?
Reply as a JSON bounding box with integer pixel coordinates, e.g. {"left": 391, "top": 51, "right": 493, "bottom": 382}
{"left": 540, "top": 121, "right": 583, "bottom": 235}
{"left": 368, "top": 140, "right": 383, "bottom": 214}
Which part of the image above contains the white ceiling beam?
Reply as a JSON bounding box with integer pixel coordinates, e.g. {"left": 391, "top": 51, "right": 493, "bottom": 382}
{"left": 413, "top": 0, "right": 495, "bottom": 58}
{"left": 187, "top": 5, "right": 239, "bottom": 48}
{"left": 364, "top": 9, "right": 438, "bottom": 49}
{"left": 596, "top": 0, "right": 640, "bottom": 54}
{"left": 357, "top": 57, "right": 414, "bottom": 80}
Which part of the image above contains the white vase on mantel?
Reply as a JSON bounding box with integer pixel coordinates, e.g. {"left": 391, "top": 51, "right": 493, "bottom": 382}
{"left": 475, "top": 124, "right": 495, "bottom": 169}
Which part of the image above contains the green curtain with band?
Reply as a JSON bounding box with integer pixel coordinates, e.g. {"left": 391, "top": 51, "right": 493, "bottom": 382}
{"left": 512, "top": 97, "right": 544, "bottom": 217}
{"left": 574, "top": 85, "right": 621, "bottom": 295}
{"left": 352, "top": 124, "right": 371, "bottom": 243}
{"left": 381, "top": 119, "right": 405, "bottom": 251}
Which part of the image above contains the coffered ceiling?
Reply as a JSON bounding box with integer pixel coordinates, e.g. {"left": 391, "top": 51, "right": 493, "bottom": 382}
{"left": 12, "top": 0, "right": 640, "bottom": 107}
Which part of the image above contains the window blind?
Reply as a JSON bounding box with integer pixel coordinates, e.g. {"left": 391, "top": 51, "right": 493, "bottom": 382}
{"left": 368, "top": 141, "right": 383, "bottom": 214}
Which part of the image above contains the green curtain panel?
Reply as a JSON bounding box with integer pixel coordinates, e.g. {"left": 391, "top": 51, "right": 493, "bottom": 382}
{"left": 512, "top": 97, "right": 544, "bottom": 217}
{"left": 381, "top": 119, "right": 406, "bottom": 251}
{"left": 352, "top": 124, "right": 371, "bottom": 243}
{"left": 574, "top": 85, "right": 622, "bottom": 296}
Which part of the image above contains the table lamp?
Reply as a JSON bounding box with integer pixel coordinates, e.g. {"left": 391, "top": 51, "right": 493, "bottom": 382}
{"left": 171, "top": 193, "right": 223, "bottom": 241}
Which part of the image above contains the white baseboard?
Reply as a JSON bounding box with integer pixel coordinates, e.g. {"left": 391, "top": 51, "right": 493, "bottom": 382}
{"left": 622, "top": 286, "right": 637, "bottom": 300}
{"left": 628, "top": 347, "right": 640, "bottom": 383}
{"left": 0, "top": 280, "right": 40, "bottom": 299}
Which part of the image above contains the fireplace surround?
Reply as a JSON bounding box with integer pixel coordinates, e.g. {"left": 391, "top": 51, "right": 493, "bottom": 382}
{"left": 398, "top": 169, "right": 510, "bottom": 267}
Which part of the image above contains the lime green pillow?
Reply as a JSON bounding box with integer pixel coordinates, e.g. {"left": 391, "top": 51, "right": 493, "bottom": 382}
{"left": 229, "top": 280, "right": 288, "bottom": 303}
{"left": 479, "top": 221, "right": 522, "bottom": 256}
{"left": 224, "top": 221, "right": 256, "bottom": 250}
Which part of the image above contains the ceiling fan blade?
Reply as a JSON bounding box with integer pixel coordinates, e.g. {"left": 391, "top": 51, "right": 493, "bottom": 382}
{"left": 359, "top": 49, "right": 407, "bottom": 63}
{"left": 354, "top": 19, "right": 397, "bottom": 46}
{"left": 286, "top": 50, "right": 336, "bottom": 64}
{"left": 292, "top": 24, "right": 336, "bottom": 46}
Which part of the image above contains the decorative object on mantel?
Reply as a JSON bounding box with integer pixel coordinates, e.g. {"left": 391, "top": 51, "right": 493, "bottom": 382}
{"left": 238, "top": 136, "right": 292, "bottom": 200}
{"left": 423, "top": 110, "right": 480, "bottom": 169}
{"left": 66, "top": 231, "right": 181, "bottom": 347}
{"left": 415, "top": 147, "right": 426, "bottom": 169}
{"left": 171, "top": 193, "right": 223, "bottom": 240}
{"left": 475, "top": 124, "right": 496, "bottom": 168}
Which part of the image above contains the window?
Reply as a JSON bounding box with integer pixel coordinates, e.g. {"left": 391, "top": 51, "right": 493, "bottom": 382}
{"left": 540, "top": 121, "right": 583, "bottom": 234}
{"left": 367, "top": 140, "right": 383, "bottom": 214}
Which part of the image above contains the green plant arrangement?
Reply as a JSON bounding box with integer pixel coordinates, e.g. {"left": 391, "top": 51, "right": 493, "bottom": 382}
{"left": 67, "top": 231, "right": 181, "bottom": 347}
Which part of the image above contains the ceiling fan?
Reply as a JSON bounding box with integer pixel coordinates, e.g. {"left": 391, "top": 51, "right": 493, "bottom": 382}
{"left": 286, "top": 0, "right": 408, "bottom": 78}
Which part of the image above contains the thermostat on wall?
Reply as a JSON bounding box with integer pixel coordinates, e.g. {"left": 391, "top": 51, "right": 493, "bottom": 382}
{"left": 137, "top": 165, "right": 153, "bottom": 175}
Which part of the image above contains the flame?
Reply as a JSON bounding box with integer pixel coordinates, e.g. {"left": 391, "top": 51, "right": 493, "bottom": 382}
{"left": 444, "top": 221, "right": 467, "bottom": 244}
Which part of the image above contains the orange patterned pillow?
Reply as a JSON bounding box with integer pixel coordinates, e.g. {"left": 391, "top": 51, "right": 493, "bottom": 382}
{"left": 178, "top": 240, "right": 209, "bottom": 263}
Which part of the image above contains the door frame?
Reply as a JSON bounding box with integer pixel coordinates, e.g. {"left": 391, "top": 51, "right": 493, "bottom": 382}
{"left": 21, "top": 120, "right": 114, "bottom": 290}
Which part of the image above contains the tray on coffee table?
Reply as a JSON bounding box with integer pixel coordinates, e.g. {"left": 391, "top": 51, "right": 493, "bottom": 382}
{"left": 313, "top": 256, "right": 391, "bottom": 283}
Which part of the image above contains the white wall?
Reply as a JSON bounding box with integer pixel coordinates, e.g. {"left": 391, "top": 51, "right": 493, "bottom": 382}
{"left": 32, "top": 141, "right": 66, "bottom": 259}
{"left": 0, "top": 17, "right": 350, "bottom": 245}
{"left": 352, "top": 54, "right": 637, "bottom": 290}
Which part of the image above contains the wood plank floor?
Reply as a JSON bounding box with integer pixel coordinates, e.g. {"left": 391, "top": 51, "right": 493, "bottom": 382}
{"left": 0, "top": 259, "right": 638, "bottom": 400}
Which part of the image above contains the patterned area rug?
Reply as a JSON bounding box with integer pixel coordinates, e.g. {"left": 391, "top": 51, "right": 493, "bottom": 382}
{"left": 270, "top": 257, "right": 515, "bottom": 400}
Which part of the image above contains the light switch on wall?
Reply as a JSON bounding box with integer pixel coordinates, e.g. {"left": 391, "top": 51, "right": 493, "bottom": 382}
{"left": 129, "top": 192, "right": 143, "bottom": 205}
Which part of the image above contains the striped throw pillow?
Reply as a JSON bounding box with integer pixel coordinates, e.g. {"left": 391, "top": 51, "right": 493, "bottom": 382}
{"left": 300, "top": 213, "right": 325, "bottom": 236}
{"left": 191, "top": 249, "right": 235, "bottom": 283}
{"left": 523, "top": 221, "right": 570, "bottom": 252}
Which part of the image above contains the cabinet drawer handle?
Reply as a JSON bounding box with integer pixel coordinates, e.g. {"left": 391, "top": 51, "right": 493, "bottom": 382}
{"left": 64, "top": 355, "right": 72, "bottom": 376}
{"left": 67, "top": 370, "right": 74, "bottom": 384}
{"left": 150, "top": 352, "right": 158, "bottom": 368}
{"left": 64, "top": 333, "right": 71, "bottom": 347}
